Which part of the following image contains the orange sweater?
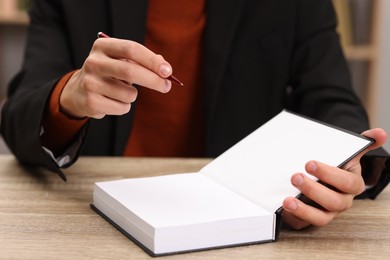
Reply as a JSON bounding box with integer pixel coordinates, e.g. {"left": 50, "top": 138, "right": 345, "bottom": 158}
{"left": 42, "top": 0, "right": 205, "bottom": 157}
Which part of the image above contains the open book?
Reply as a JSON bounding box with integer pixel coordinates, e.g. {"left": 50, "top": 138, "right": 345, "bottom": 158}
{"left": 91, "top": 110, "right": 373, "bottom": 256}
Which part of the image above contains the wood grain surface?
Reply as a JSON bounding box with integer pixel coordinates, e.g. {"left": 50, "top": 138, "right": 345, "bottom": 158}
{"left": 1, "top": 155, "right": 389, "bottom": 259}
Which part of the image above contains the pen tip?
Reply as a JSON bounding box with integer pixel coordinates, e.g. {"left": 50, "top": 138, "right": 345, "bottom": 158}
{"left": 168, "top": 75, "right": 184, "bottom": 86}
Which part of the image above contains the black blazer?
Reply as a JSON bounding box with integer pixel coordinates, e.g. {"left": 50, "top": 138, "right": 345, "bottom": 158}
{"left": 1, "top": 0, "right": 389, "bottom": 197}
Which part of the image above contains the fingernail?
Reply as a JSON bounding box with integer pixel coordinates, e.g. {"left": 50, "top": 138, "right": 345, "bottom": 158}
{"left": 163, "top": 80, "right": 171, "bottom": 93}
{"left": 292, "top": 174, "right": 304, "bottom": 186}
{"left": 306, "top": 161, "right": 317, "bottom": 173}
{"left": 285, "top": 200, "right": 298, "bottom": 211}
{"left": 160, "top": 64, "right": 171, "bottom": 77}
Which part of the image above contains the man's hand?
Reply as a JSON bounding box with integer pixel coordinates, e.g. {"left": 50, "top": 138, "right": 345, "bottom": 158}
{"left": 282, "top": 128, "right": 387, "bottom": 230}
{"left": 60, "top": 37, "right": 174, "bottom": 119}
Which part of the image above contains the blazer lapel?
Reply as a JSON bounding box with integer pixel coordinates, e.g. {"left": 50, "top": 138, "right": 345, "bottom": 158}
{"left": 109, "top": 0, "right": 149, "bottom": 155}
{"left": 203, "top": 0, "right": 246, "bottom": 127}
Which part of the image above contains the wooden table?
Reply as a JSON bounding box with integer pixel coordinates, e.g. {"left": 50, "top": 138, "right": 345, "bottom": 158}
{"left": 1, "top": 155, "right": 389, "bottom": 259}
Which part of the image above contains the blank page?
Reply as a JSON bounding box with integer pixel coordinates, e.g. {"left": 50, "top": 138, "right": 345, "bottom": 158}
{"left": 202, "top": 111, "right": 372, "bottom": 212}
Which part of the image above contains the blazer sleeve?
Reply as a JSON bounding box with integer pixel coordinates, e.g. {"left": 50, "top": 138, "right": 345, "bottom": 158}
{"left": 0, "top": 0, "right": 82, "bottom": 180}
{"left": 287, "top": 0, "right": 389, "bottom": 199}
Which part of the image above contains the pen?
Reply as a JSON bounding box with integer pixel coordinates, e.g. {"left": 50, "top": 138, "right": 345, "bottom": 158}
{"left": 97, "top": 32, "right": 184, "bottom": 86}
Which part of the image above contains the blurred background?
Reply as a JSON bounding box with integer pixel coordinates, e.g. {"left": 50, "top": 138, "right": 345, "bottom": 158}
{"left": 0, "top": 0, "right": 389, "bottom": 154}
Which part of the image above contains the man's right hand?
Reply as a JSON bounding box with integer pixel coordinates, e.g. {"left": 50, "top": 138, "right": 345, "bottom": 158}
{"left": 60, "top": 37, "right": 174, "bottom": 119}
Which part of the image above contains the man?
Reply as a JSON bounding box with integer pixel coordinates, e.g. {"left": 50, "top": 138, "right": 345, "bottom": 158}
{"left": 1, "top": 0, "right": 389, "bottom": 230}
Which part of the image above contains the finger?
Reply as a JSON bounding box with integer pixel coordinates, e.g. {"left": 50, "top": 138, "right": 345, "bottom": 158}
{"left": 83, "top": 91, "right": 132, "bottom": 118}
{"left": 79, "top": 72, "right": 138, "bottom": 105}
{"left": 361, "top": 128, "right": 387, "bottom": 152}
{"left": 100, "top": 78, "right": 139, "bottom": 104}
{"left": 283, "top": 196, "right": 338, "bottom": 228}
{"left": 291, "top": 172, "right": 355, "bottom": 212}
{"left": 109, "top": 59, "right": 172, "bottom": 93}
{"left": 94, "top": 38, "right": 173, "bottom": 78}
{"left": 305, "top": 161, "right": 365, "bottom": 196}
{"left": 282, "top": 210, "right": 310, "bottom": 230}
{"left": 346, "top": 128, "right": 388, "bottom": 166}
{"left": 84, "top": 52, "right": 171, "bottom": 93}
{"left": 79, "top": 77, "right": 133, "bottom": 117}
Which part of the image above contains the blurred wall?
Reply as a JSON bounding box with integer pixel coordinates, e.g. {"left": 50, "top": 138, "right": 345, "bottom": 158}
{"left": 376, "top": 1, "right": 390, "bottom": 151}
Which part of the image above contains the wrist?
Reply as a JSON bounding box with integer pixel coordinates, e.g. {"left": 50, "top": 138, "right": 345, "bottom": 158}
{"left": 59, "top": 70, "right": 87, "bottom": 119}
